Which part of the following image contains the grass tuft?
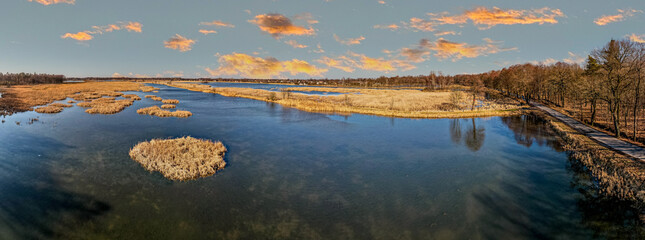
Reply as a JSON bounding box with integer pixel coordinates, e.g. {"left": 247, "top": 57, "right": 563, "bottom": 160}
{"left": 77, "top": 97, "right": 136, "bottom": 114}
{"left": 162, "top": 99, "right": 179, "bottom": 104}
{"left": 137, "top": 106, "right": 192, "bottom": 118}
{"left": 129, "top": 136, "right": 227, "bottom": 181}
{"left": 161, "top": 104, "right": 176, "bottom": 109}
{"left": 145, "top": 95, "right": 163, "bottom": 101}
{"left": 35, "top": 105, "right": 63, "bottom": 114}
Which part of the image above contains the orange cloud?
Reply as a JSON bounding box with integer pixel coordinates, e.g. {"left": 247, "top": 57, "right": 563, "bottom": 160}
{"left": 628, "top": 33, "right": 645, "bottom": 43}
{"left": 594, "top": 9, "right": 642, "bottom": 26}
{"left": 333, "top": 34, "right": 365, "bottom": 45}
{"left": 61, "top": 32, "right": 93, "bottom": 41}
{"left": 373, "top": 24, "right": 400, "bottom": 30}
{"left": 284, "top": 40, "right": 308, "bottom": 48}
{"left": 399, "top": 48, "right": 430, "bottom": 63}
{"left": 199, "top": 20, "right": 235, "bottom": 28}
{"left": 206, "top": 53, "right": 327, "bottom": 78}
{"left": 430, "top": 7, "right": 564, "bottom": 30}
{"left": 199, "top": 29, "right": 217, "bottom": 35}
{"left": 422, "top": 38, "right": 516, "bottom": 61}
{"left": 164, "top": 34, "right": 196, "bottom": 52}
{"left": 408, "top": 17, "right": 436, "bottom": 32}
{"left": 249, "top": 14, "right": 315, "bottom": 38}
{"left": 62, "top": 21, "right": 143, "bottom": 42}
{"left": 28, "top": 0, "right": 74, "bottom": 5}
{"left": 318, "top": 52, "right": 414, "bottom": 72}
{"left": 434, "top": 31, "right": 458, "bottom": 36}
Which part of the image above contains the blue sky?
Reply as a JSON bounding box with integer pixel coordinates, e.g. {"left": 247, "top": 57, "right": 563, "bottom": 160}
{"left": 0, "top": 0, "right": 643, "bottom": 78}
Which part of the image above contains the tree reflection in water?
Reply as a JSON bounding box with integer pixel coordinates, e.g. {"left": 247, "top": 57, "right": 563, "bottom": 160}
{"left": 500, "top": 115, "right": 563, "bottom": 151}
{"left": 449, "top": 118, "right": 485, "bottom": 152}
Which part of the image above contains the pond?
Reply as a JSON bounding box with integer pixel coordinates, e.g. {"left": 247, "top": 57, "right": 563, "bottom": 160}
{"left": 0, "top": 84, "right": 642, "bottom": 239}
{"left": 203, "top": 82, "right": 353, "bottom": 96}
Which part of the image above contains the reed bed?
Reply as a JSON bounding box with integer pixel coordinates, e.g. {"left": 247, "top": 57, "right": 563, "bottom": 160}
{"left": 161, "top": 104, "right": 176, "bottom": 109}
{"left": 123, "top": 94, "right": 142, "bottom": 100}
{"left": 162, "top": 99, "right": 179, "bottom": 104}
{"left": 49, "top": 103, "right": 73, "bottom": 108}
{"left": 137, "top": 106, "right": 192, "bottom": 118}
{"left": 129, "top": 136, "right": 227, "bottom": 181}
{"left": 140, "top": 86, "right": 160, "bottom": 92}
{"left": 0, "top": 81, "right": 150, "bottom": 114}
{"left": 35, "top": 105, "right": 63, "bottom": 114}
{"left": 145, "top": 95, "right": 163, "bottom": 101}
{"left": 77, "top": 97, "right": 136, "bottom": 114}
{"left": 166, "top": 82, "right": 525, "bottom": 118}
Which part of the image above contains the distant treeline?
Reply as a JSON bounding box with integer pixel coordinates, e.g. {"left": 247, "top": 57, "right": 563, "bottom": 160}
{"left": 1, "top": 73, "right": 65, "bottom": 85}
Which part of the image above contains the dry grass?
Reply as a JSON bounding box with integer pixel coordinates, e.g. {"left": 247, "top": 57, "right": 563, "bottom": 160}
{"left": 123, "top": 94, "right": 142, "bottom": 100}
{"left": 0, "top": 81, "right": 150, "bottom": 114}
{"left": 50, "top": 103, "right": 73, "bottom": 108}
{"left": 35, "top": 105, "right": 63, "bottom": 114}
{"left": 77, "top": 97, "right": 136, "bottom": 114}
{"left": 129, "top": 136, "right": 227, "bottom": 181}
{"left": 145, "top": 95, "right": 163, "bottom": 101}
{"left": 161, "top": 104, "right": 176, "bottom": 109}
{"left": 137, "top": 106, "right": 192, "bottom": 118}
{"left": 162, "top": 99, "right": 179, "bottom": 104}
{"left": 67, "top": 100, "right": 76, "bottom": 104}
{"left": 140, "top": 86, "right": 160, "bottom": 92}
{"left": 538, "top": 111, "right": 645, "bottom": 218}
{"left": 165, "top": 82, "right": 525, "bottom": 118}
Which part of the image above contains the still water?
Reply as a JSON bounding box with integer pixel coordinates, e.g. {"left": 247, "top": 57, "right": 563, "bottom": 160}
{"left": 203, "top": 82, "right": 350, "bottom": 96}
{"left": 0, "top": 84, "right": 642, "bottom": 239}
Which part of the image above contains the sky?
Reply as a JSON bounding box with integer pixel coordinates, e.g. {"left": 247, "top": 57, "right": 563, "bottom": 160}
{"left": 0, "top": 0, "right": 644, "bottom": 79}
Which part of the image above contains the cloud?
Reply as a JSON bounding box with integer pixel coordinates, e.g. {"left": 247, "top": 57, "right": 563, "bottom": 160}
{"left": 563, "top": 52, "right": 585, "bottom": 64}
{"left": 199, "top": 20, "right": 235, "bottom": 28}
{"left": 61, "top": 21, "right": 143, "bottom": 42}
{"left": 378, "top": 1, "right": 386, "bottom": 4}
{"left": 61, "top": 32, "right": 93, "bottom": 41}
{"left": 164, "top": 34, "right": 196, "bottom": 52}
{"left": 373, "top": 24, "right": 400, "bottom": 30}
{"left": 206, "top": 53, "right": 327, "bottom": 78}
{"left": 317, "top": 51, "right": 415, "bottom": 72}
{"left": 628, "top": 33, "right": 645, "bottom": 43}
{"left": 28, "top": 0, "right": 74, "bottom": 5}
{"left": 284, "top": 40, "right": 308, "bottom": 48}
{"left": 408, "top": 17, "right": 436, "bottom": 32}
{"left": 421, "top": 38, "right": 516, "bottom": 61}
{"left": 333, "top": 34, "right": 365, "bottom": 45}
{"left": 434, "top": 31, "right": 458, "bottom": 36}
{"left": 399, "top": 48, "right": 430, "bottom": 63}
{"left": 594, "top": 9, "right": 642, "bottom": 26}
{"left": 429, "top": 7, "right": 564, "bottom": 30}
{"left": 199, "top": 29, "right": 217, "bottom": 35}
{"left": 249, "top": 14, "right": 315, "bottom": 38}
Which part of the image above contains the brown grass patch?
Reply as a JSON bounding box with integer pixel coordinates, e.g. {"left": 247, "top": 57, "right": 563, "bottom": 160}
{"left": 77, "top": 97, "right": 135, "bottom": 114}
{"left": 137, "top": 106, "right": 192, "bottom": 118}
{"left": 165, "top": 82, "right": 525, "bottom": 119}
{"left": 123, "top": 94, "right": 142, "bottom": 100}
{"left": 162, "top": 99, "right": 179, "bottom": 104}
{"left": 145, "top": 95, "right": 163, "bottom": 101}
{"left": 140, "top": 86, "right": 160, "bottom": 92}
{"left": 35, "top": 105, "right": 63, "bottom": 114}
{"left": 161, "top": 104, "right": 176, "bottom": 109}
{"left": 50, "top": 103, "right": 73, "bottom": 108}
{"left": 67, "top": 100, "right": 76, "bottom": 104}
{"left": 0, "top": 81, "right": 153, "bottom": 115}
{"left": 129, "top": 136, "right": 226, "bottom": 181}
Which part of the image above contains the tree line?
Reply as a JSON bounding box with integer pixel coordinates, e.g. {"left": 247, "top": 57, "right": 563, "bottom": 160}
{"left": 0, "top": 72, "right": 65, "bottom": 85}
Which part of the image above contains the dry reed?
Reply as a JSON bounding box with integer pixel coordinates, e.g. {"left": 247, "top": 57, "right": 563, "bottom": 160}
{"left": 123, "top": 94, "right": 142, "bottom": 100}
{"left": 35, "top": 105, "right": 63, "bottom": 114}
{"left": 129, "top": 136, "right": 227, "bottom": 181}
{"left": 162, "top": 99, "right": 179, "bottom": 104}
{"left": 49, "top": 103, "right": 73, "bottom": 108}
{"left": 137, "top": 106, "right": 192, "bottom": 118}
{"left": 145, "top": 95, "right": 163, "bottom": 101}
{"left": 166, "top": 82, "right": 525, "bottom": 119}
{"left": 77, "top": 97, "right": 136, "bottom": 114}
{"left": 161, "top": 104, "right": 176, "bottom": 109}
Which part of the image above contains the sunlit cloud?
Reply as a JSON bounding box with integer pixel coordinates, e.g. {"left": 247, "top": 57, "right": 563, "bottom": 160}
{"left": 628, "top": 33, "right": 645, "bottom": 43}
{"left": 434, "top": 31, "right": 458, "bottom": 37}
{"left": 378, "top": 1, "right": 386, "bottom": 4}
{"left": 61, "top": 21, "right": 143, "bottom": 42}
{"left": 61, "top": 32, "right": 93, "bottom": 41}
{"left": 249, "top": 13, "right": 315, "bottom": 38}
{"left": 421, "top": 38, "right": 516, "bottom": 61}
{"left": 430, "top": 7, "right": 564, "bottom": 30}
{"left": 373, "top": 24, "right": 400, "bottom": 30}
{"left": 164, "top": 34, "right": 196, "bottom": 52}
{"left": 199, "top": 29, "right": 217, "bottom": 35}
{"left": 399, "top": 48, "right": 430, "bottom": 63}
{"left": 206, "top": 53, "right": 327, "bottom": 78}
{"left": 333, "top": 34, "right": 365, "bottom": 45}
{"left": 408, "top": 17, "right": 436, "bottom": 32}
{"left": 594, "top": 9, "right": 642, "bottom": 26}
{"left": 199, "top": 20, "right": 235, "bottom": 28}
{"left": 317, "top": 51, "right": 415, "bottom": 72}
{"left": 28, "top": 0, "right": 74, "bottom": 5}
{"left": 284, "top": 40, "right": 308, "bottom": 48}
{"left": 563, "top": 52, "right": 585, "bottom": 65}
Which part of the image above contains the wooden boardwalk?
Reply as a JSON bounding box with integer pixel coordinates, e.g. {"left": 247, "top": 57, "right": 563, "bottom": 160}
{"left": 533, "top": 102, "right": 645, "bottom": 163}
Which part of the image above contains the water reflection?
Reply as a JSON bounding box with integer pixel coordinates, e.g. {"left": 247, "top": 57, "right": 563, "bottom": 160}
{"left": 449, "top": 118, "right": 485, "bottom": 152}
{"left": 500, "top": 115, "right": 563, "bottom": 151}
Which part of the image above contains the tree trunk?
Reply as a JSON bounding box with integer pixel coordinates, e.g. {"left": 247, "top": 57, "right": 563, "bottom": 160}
{"left": 590, "top": 98, "right": 597, "bottom": 126}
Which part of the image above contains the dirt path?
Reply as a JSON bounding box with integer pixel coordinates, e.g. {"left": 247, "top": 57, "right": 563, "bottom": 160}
{"left": 532, "top": 102, "right": 645, "bottom": 162}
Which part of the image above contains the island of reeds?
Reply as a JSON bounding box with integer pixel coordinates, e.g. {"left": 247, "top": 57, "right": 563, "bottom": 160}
{"left": 129, "top": 137, "right": 227, "bottom": 181}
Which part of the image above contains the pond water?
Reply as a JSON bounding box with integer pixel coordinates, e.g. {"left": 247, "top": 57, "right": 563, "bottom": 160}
{"left": 0, "top": 84, "right": 642, "bottom": 239}
{"left": 203, "top": 82, "right": 351, "bottom": 96}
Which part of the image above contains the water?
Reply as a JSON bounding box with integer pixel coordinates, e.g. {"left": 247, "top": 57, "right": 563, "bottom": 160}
{"left": 0, "top": 84, "right": 642, "bottom": 239}
{"left": 203, "top": 82, "right": 352, "bottom": 96}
